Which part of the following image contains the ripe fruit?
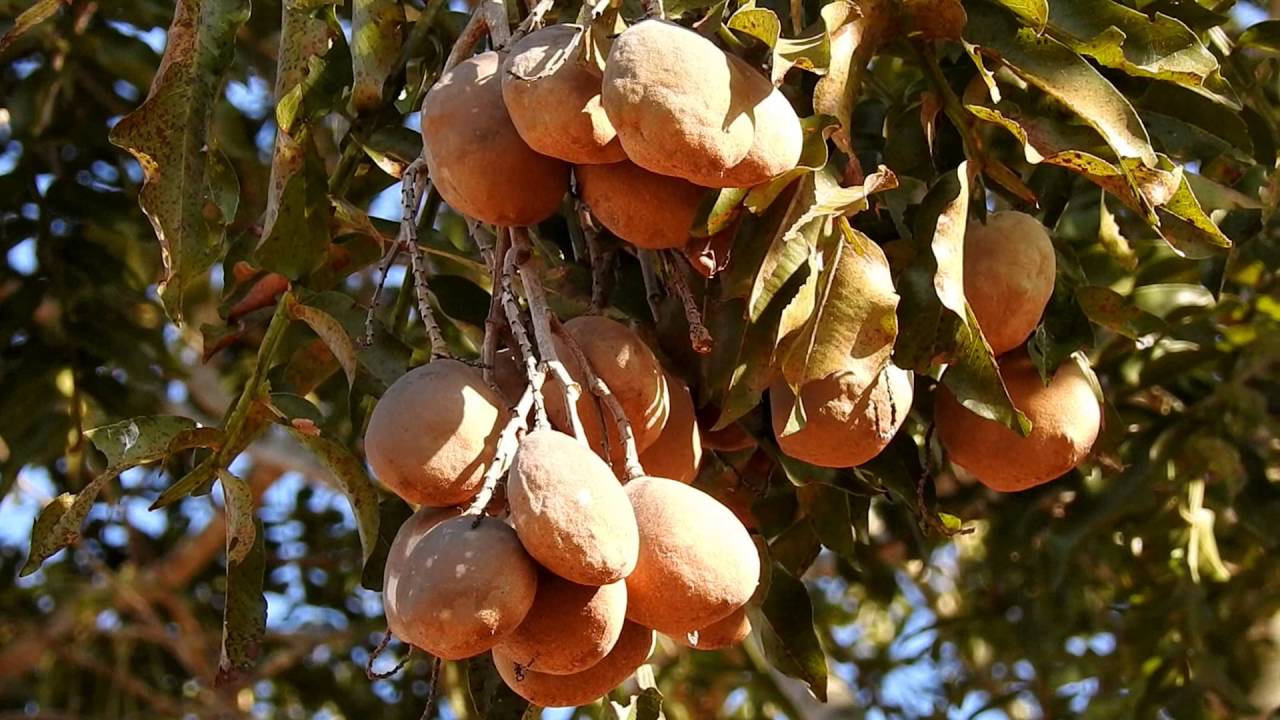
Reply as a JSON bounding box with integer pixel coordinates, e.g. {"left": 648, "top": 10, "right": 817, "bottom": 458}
{"left": 501, "top": 25, "right": 626, "bottom": 165}
{"left": 602, "top": 20, "right": 757, "bottom": 183}
{"left": 675, "top": 606, "right": 751, "bottom": 650}
{"left": 495, "top": 621, "right": 655, "bottom": 707}
{"left": 365, "top": 359, "right": 503, "bottom": 506}
{"left": 564, "top": 316, "right": 670, "bottom": 452}
{"left": 771, "top": 364, "right": 914, "bottom": 468}
{"left": 508, "top": 429, "right": 640, "bottom": 585}
{"left": 710, "top": 57, "right": 803, "bottom": 188}
{"left": 383, "top": 516, "right": 538, "bottom": 660}
{"left": 963, "top": 211, "right": 1056, "bottom": 355}
{"left": 639, "top": 372, "right": 702, "bottom": 484}
{"left": 543, "top": 334, "right": 611, "bottom": 460}
{"left": 420, "top": 52, "right": 569, "bottom": 226}
{"left": 624, "top": 476, "right": 760, "bottom": 634}
{"left": 496, "top": 571, "right": 627, "bottom": 675}
{"left": 576, "top": 161, "right": 704, "bottom": 250}
{"left": 934, "top": 353, "right": 1102, "bottom": 492}
{"left": 382, "top": 506, "right": 461, "bottom": 633}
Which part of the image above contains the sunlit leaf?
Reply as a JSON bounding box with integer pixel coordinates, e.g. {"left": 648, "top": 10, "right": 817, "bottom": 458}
{"left": 351, "top": 0, "right": 403, "bottom": 113}
{"left": 215, "top": 517, "right": 266, "bottom": 687}
{"left": 749, "top": 562, "right": 828, "bottom": 701}
{"left": 285, "top": 428, "right": 381, "bottom": 569}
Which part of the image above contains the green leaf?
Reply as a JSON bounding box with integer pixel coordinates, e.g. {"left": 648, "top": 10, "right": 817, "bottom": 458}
{"left": 691, "top": 187, "right": 749, "bottom": 238}
{"left": 284, "top": 428, "right": 381, "bottom": 569}
{"left": 607, "top": 688, "right": 665, "bottom": 720}
{"left": 1076, "top": 286, "right": 1167, "bottom": 339}
{"left": 217, "top": 469, "right": 256, "bottom": 565}
{"left": 803, "top": 484, "right": 860, "bottom": 561}
{"left": 215, "top": 517, "right": 267, "bottom": 687}
{"left": 277, "top": 11, "right": 353, "bottom": 133}
{"left": 108, "top": 0, "right": 251, "bottom": 323}
{"left": 1238, "top": 20, "right": 1280, "bottom": 53}
{"left": 86, "top": 415, "right": 201, "bottom": 469}
{"left": 769, "top": 517, "right": 822, "bottom": 575}
{"left": 0, "top": 0, "right": 64, "bottom": 56}
{"left": 466, "top": 654, "right": 533, "bottom": 720}
{"left": 990, "top": 0, "right": 1047, "bottom": 30}
{"left": 289, "top": 301, "right": 357, "bottom": 389}
{"left": 938, "top": 304, "right": 1031, "bottom": 435}
{"left": 350, "top": 0, "right": 404, "bottom": 113}
{"left": 749, "top": 563, "right": 828, "bottom": 701}
{"left": 359, "top": 491, "right": 414, "bottom": 591}
{"left": 257, "top": 130, "right": 332, "bottom": 280}
{"left": 727, "top": 7, "right": 781, "bottom": 48}
{"left": 20, "top": 478, "right": 109, "bottom": 577}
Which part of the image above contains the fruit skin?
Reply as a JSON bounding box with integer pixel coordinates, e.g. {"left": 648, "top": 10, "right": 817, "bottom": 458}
{"left": 421, "top": 52, "right": 569, "bottom": 226}
{"left": 495, "top": 571, "right": 627, "bottom": 675}
{"left": 383, "top": 515, "right": 538, "bottom": 660}
{"left": 639, "top": 372, "right": 702, "bottom": 484}
{"left": 771, "top": 364, "right": 914, "bottom": 469}
{"left": 501, "top": 25, "right": 627, "bottom": 165}
{"left": 564, "top": 316, "right": 670, "bottom": 452}
{"left": 624, "top": 476, "right": 760, "bottom": 634}
{"left": 543, "top": 334, "right": 611, "bottom": 461}
{"left": 495, "top": 621, "right": 655, "bottom": 708}
{"left": 602, "top": 20, "right": 758, "bottom": 183}
{"left": 674, "top": 606, "right": 751, "bottom": 650}
{"left": 963, "top": 211, "right": 1056, "bottom": 355}
{"left": 576, "top": 161, "right": 704, "bottom": 250}
{"left": 382, "top": 506, "right": 461, "bottom": 632}
{"left": 934, "top": 353, "right": 1101, "bottom": 492}
{"left": 709, "top": 57, "right": 803, "bottom": 189}
{"left": 365, "top": 359, "right": 504, "bottom": 506}
{"left": 508, "top": 430, "right": 640, "bottom": 585}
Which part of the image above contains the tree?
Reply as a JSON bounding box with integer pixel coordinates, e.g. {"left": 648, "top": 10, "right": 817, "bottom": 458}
{"left": 1, "top": 0, "right": 1279, "bottom": 717}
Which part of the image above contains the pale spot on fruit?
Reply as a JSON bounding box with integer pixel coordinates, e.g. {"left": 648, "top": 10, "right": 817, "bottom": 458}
{"left": 455, "top": 563, "right": 469, "bottom": 578}
{"left": 576, "top": 489, "right": 592, "bottom": 505}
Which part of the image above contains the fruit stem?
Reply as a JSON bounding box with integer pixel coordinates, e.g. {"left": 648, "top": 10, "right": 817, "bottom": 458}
{"left": 464, "top": 382, "right": 536, "bottom": 517}
{"left": 499, "top": 243, "right": 552, "bottom": 430}
{"left": 637, "top": 249, "right": 664, "bottom": 323}
{"left": 576, "top": 199, "right": 614, "bottom": 313}
{"left": 661, "top": 250, "right": 713, "bottom": 354}
{"left": 443, "top": 0, "right": 510, "bottom": 72}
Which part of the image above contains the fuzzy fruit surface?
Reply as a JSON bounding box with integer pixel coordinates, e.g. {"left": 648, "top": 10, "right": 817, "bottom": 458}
{"left": 494, "top": 621, "right": 655, "bottom": 707}
{"left": 383, "top": 515, "right": 538, "bottom": 660}
{"left": 674, "top": 605, "right": 751, "bottom": 650}
{"left": 364, "top": 359, "right": 503, "bottom": 506}
{"left": 964, "top": 211, "right": 1056, "bottom": 356}
{"left": 495, "top": 571, "right": 627, "bottom": 676}
{"left": 639, "top": 371, "right": 702, "bottom": 484}
{"left": 575, "top": 160, "right": 704, "bottom": 250}
{"left": 563, "top": 316, "right": 670, "bottom": 452}
{"left": 772, "top": 364, "right": 914, "bottom": 469}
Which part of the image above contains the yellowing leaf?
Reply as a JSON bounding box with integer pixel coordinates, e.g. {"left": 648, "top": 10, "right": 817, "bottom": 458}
{"left": 351, "top": 0, "right": 404, "bottom": 113}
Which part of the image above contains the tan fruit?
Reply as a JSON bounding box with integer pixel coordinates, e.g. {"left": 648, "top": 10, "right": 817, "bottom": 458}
{"left": 576, "top": 161, "right": 704, "bottom": 250}
{"left": 564, "top": 316, "right": 670, "bottom": 452}
{"left": 771, "top": 364, "right": 914, "bottom": 468}
{"left": 639, "top": 372, "right": 702, "bottom": 484}
{"left": 675, "top": 606, "right": 751, "bottom": 650}
{"left": 496, "top": 571, "right": 627, "bottom": 675}
{"left": 365, "top": 359, "right": 503, "bottom": 506}
{"left": 709, "top": 57, "right": 803, "bottom": 189}
{"left": 421, "top": 52, "right": 569, "bottom": 226}
{"left": 495, "top": 621, "right": 655, "bottom": 707}
{"left": 508, "top": 429, "right": 640, "bottom": 584}
{"left": 624, "top": 476, "right": 760, "bottom": 634}
{"left": 501, "top": 25, "right": 626, "bottom": 165}
{"left": 935, "top": 353, "right": 1101, "bottom": 492}
{"left": 383, "top": 516, "right": 538, "bottom": 660}
{"left": 382, "top": 507, "right": 461, "bottom": 632}
{"left": 963, "top": 211, "right": 1056, "bottom": 355}
{"left": 602, "top": 20, "right": 758, "bottom": 183}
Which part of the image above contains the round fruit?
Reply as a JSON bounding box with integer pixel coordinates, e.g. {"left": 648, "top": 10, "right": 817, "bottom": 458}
{"left": 508, "top": 429, "right": 640, "bottom": 585}
{"left": 564, "top": 316, "right": 670, "bottom": 452}
{"left": 934, "top": 353, "right": 1101, "bottom": 492}
{"left": 771, "top": 364, "right": 914, "bottom": 468}
{"left": 421, "top": 51, "right": 569, "bottom": 226}
{"left": 542, "top": 333, "right": 611, "bottom": 461}
{"left": 576, "top": 161, "right": 704, "bottom": 250}
{"left": 496, "top": 571, "right": 627, "bottom": 675}
{"left": 383, "top": 516, "right": 538, "bottom": 660}
{"left": 365, "top": 359, "right": 503, "bottom": 506}
{"left": 624, "top": 476, "right": 760, "bottom": 634}
{"left": 675, "top": 606, "right": 751, "bottom": 650}
{"left": 709, "top": 57, "right": 803, "bottom": 188}
{"left": 501, "top": 25, "right": 626, "bottom": 165}
{"left": 963, "top": 211, "right": 1056, "bottom": 355}
{"left": 639, "top": 372, "right": 702, "bottom": 484}
{"left": 495, "top": 621, "right": 655, "bottom": 707}
{"left": 602, "top": 20, "right": 757, "bottom": 183}
{"left": 382, "top": 506, "right": 461, "bottom": 633}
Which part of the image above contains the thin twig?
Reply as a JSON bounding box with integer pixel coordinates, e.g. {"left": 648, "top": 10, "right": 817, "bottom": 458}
{"left": 551, "top": 318, "right": 645, "bottom": 480}
{"left": 511, "top": 0, "right": 557, "bottom": 41}
{"left": 363, "top": 242, "right": 402, "bottom": 347}
{"left": 500, "top": 245, "right": 551, "bottom": 430}
{"left": 638, "top": 249, "right": 664, "bottom": 323}
{"left": 398, "top": 159, "right": 450, "bottom": 358}
{"left": 640, "top": 0, "right": 665, "bottom": 20}
{"left": 509, "top": 228, "right": 588, "bottom": 444}
{"left": 366, "top": 628, "right": 413, "bottom": 680}
{"left": 480, "top": 229, "right": 511, "bottom": 385}
{"left": 465, "top": 383, "right": 536, "bottom": 518}
{"left": 579, "top": 201, "right": 613, "bottom": 313}
{"left": 444, "top": 0, "right": 511, "bottom": 71}
{"left": 662, "top": 251, "right": 713, "bottom": 353}
{"left": 419, "top": 656, "right": 444, "bottom": 720}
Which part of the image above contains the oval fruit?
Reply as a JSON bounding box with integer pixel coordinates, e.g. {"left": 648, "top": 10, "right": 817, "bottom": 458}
{"left": 496, "top": 571, "right": 627, "bottom": 675}
{"left": 576, "top": 160, "right": 704, "bottom": 250}
{"left": 365, "top": 359, "right": 503, "bottom": 506}
{"left": 639, "top": 372, "right": 702, "bottom": 484}
{"left": 771, "top": 364, "right": 914, "bottom": 468}
{"left": 935, "top": 353, "right": 1101, "bottom": 492}
{"left": 508, "top": 429, "right": 640, "bottom": 584}
{"left": 421, "top": 51, "right": 569, "bottom": 226}
{"left": 495, "top": 621, "right": 655, "bottom": 707}
{"left": 963, "top": 211, "right": 1056, "bottom": 356}
{"left": 675, "top": 606, "right": 751, "bottom": 650}
{"left": 624, "top": 476, "right": 760, "bottom": 634}
{"left": 709, "top": 57, "right": 803, "bottom": 188}
{"left": 564, "top": 316, "right": 670, "bottom": 452}
{"left": 501, "top": 25, "right": 626, "bottom": 165}
{"left": 383, "top": 516, "right": 538, "bottom": 660}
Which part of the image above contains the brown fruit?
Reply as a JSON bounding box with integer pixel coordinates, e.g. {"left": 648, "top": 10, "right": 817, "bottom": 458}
{"left": 383, "top": 516, "right": 538, "bottom": 660}
{"left": 382, "top": 506, "right": 461, "bottom": 632}
{"left": 564, "top": 316, "right": 670, "bottom": 452}
{"left": 576, "top": 161, "right": 704, "bottom": 250}
{"left": 675, "top": 606, "right": 751, "bottom": 650}
{"left": 624, "top": 476, "right": 760, "bottom": 634}
{"left": 508, "top": 429, "right": 640, "bottom": 584}
{"left": 495, "top": 621, "right": 655, "bottom": 707}
{"left": 935, "top": 353, "right": 1101, "bottom": 492}
{"left": 602, "top": 20, "right": 758, "bottom": 183}
{"left": 963, "top": 211, "right": 1056, "bottom": 355}
{"left": 639, "top": 372, "right": 702, "bottom": 484}
{"left": 421, "top": 52, "right": 569, "bottom": 226}
{"left": 543, "top": 334, "right": 611, "bottom": 461}
{"left": 709, "top": 57, "right": 803, "bottom": 188}
{"left": 365, "top": 359, "right": 503, "bottom": 506}
{"left": 771, "top": 364, "right": 914, "bottom": 468}
{"left": 496, "top": 571, "right": 627, "bottom": 675}
{"left": 501, "top": 25, "right": 626, "bottom": 165}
